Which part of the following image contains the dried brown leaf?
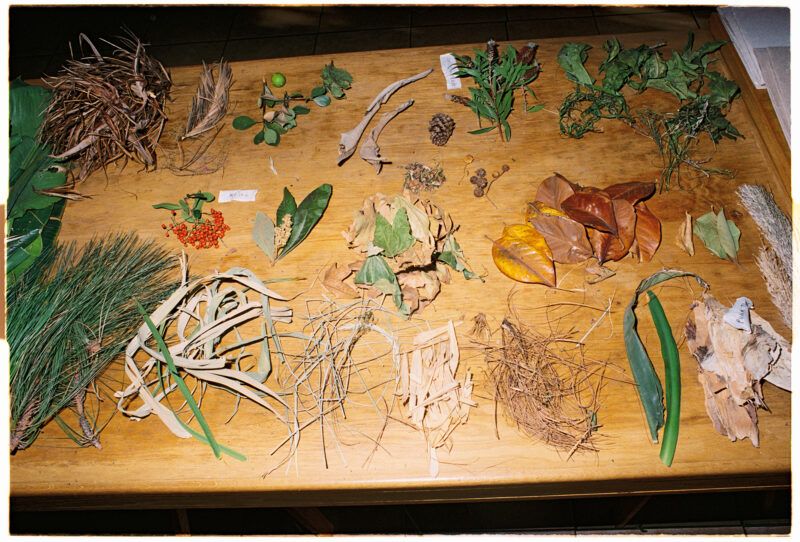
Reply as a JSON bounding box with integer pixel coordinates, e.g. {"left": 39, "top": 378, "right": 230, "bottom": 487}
{"left": 604, "top": 181, "right": 655, "bottom": 205}
{"left": 535, "top": 173, "right": 576, "bottom": 210}
{"left": 562, "top": 189, "right": 618, "bottom": 235}
{"left": 527, "top": 201, "right": 592, "bottom": 264}
{"left": 633, "top": 202, "right": 661, "bottom": 262}
{"left": 676, "top": 211, "right": 695, "bottom": 256}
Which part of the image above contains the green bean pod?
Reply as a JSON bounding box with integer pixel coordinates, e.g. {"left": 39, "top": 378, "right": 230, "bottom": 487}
{"left": 646, "top": 290, "right": 681, "bottom": 467}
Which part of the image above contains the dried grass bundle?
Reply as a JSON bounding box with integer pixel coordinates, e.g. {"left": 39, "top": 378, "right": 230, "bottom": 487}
{"left": 41, "top": 32, "right": 172, "bottom": 181}
{"left": 486, "top": 317, "right": 605, "bottom": 457}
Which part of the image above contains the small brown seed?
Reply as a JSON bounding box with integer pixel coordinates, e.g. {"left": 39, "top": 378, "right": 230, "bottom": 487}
{"left": 475, "top": 168, "right": 486, "bottom": 177}
{"left": 473, "top": 186, "right": 484, "bottom": 197}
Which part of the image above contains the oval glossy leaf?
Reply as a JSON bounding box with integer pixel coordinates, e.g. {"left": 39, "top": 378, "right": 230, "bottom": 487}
{"left": 275, "top": 187, "right": 297, "bottom": 227}
{"left": 278, "top": 184, "right": 332, "bottom": 260}
{"left": 604, "top": 181, "right": 656, "bottom": 205}
{"left": 313, "top": 95, "right": 331, "bottom": 107}
{"left": 292, "top": 105, "right": 311, "bottom": 115}
{"left": 535, "top": 173, "right": 577, "bottom": 210}
{"left": 232, "top": 115, "right": 258, "bottom": 130}
{"left": 527, "top": 201, "right": 592, "bottom": 264}
{"left": 491, "top": 224, "right": 556, "bottom": 286}
{"left": 264, "top": 127, "right": 280, "bottom": 146}
{"left": 253, "top": 130, "right": 265, "bottom": 144}
{"left": 562, "top": 189, "right": 618, "bottom": 235}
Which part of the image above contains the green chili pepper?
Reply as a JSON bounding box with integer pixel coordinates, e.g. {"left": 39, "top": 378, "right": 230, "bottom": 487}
{"left": 646, "top": 290, "right": 680, "bottom": 467}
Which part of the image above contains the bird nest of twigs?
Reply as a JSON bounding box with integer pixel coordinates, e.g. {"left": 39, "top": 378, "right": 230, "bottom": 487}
{"left": 41, "top": 31, "right": 172, "bottom": 181}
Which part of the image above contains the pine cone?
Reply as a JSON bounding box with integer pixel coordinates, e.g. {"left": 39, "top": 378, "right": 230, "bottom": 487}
{"left": 428, "top": 113, "right": 455, "bottom": 146}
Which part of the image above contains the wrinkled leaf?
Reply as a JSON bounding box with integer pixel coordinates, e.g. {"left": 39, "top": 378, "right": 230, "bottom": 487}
{"left": 491, "top": 224, "right": 556, "bottom": 286}
{"left": 374, "top": 207, "right": 415, "bottom": 258}
{"left": 634, "top": 202, "right": 662, "bottom": 262}
{"left": 153, "top": 202, "right": 182, "bottom": 211}
{"left": 694, "top": 209, "right": 740, "bottom": 262}
{"left": 562, "top": 189, "right": 618, "bottom": 235}
{"left": 253, "top": 211, "right": 277, "bottom": 262}
{"left": 321, "top": 262, "right": 359, "bottom": 298}
{"left": 558, "top": 43, "right": 595, "bottom": 87}
{"left": 624, "top": 270, "right": 709, "bottom": 443}
{"left": 527, "top": 201, "right": 592, "bottom": 264}
{"left": 278, "top": 183, "right": 332, "bottom": 260}
{"left": 676, "top": 211, "right": 694, "bottom": 256}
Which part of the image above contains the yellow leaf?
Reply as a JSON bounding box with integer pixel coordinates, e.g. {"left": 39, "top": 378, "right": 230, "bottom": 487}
{"left": 491, "top": 224, "right": 556, "bottom": 286}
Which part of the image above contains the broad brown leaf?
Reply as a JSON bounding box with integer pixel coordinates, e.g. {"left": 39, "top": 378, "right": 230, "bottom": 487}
{"left": 561, "top": 189, "right": 618, "bottom": 235}
{"left": 526, "top": 201, "right": 592, "bottom": 264}
{"left": 634, "top": 202, "right": 661, "bottom": 262}
{"left": 588, "top": 199, "right": 636, "bottom": 263}
{"left": 491, "top": 224, "right": 556, "bottom": 286}
{"left": 604, "top": 181, "right": 656, "bottom": 205}
{"left": 675, "top": 211, "right": 694, "bottom": 256}
{"left": 322, "top": 262, "right": 359, "bottom": 298}
{"left": 535, "top": 173, "right": 576, "bottom": 210}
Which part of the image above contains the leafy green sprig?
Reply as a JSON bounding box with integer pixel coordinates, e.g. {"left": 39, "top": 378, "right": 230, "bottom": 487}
{"left": 233, "top": 62, "right": 353, "bottom": 146}
{"left": 452, "top": 40, "right": 542, "bottom": 141}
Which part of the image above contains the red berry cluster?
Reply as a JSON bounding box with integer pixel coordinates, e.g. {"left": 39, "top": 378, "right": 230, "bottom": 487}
{"left": 162, "top": 209, "right": 231, "bottom": 249}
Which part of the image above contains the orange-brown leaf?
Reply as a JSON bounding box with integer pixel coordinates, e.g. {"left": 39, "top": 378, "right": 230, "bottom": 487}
{"left": 561, "top": 190, "right": 618, "bottom": 235}
{"left": 634, "top": 202, "right": 661, "bottom": 262}
{"left": 604, "top": 181, "right": 655, "bottom": 205}
{"left": 322, "top": 262, "right": 359, "bottom": 298}
{"left": 535, "top": 173, "right": 576, "bottom": 210}
{"left": 527, "top": 201, "right": 592, "bottom": 264}
{"left": 491, "top": 224, "right": 556, "bottom": 286}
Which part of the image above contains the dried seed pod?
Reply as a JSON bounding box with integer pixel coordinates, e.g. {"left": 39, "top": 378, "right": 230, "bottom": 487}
{"left": 476, "top": 168, "right": 486, "bottom": 177}
{"left": 428, "top": 113, "right": 456, "bottom": 146}
{"left": 474, "top": 186, "right": 485, "bottom": 197}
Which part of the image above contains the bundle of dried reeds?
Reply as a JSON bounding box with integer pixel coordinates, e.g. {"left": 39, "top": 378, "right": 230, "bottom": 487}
{"left": 486, "top": 317, "right": 605, "bottom": 458}
{"left": 41, "top": 32, "right": 172, "bottom": 181}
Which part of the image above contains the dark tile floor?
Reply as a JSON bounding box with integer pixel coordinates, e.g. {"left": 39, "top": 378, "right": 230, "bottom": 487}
{"left": 9, "top": 5, "right": 716, "bottom": 80}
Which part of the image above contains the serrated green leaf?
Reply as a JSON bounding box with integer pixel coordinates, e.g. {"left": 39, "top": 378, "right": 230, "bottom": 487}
{"left": 232, "top": 115, "right": 259, "bottom": 130}
{"left": 277, "top": 183, "right": 332, "bottom": 260}
{"left": 373, "top": 207, "right": 415, "bottom": 258}
{"left": 253, "top": 211, "right": 277, "bottom": 262}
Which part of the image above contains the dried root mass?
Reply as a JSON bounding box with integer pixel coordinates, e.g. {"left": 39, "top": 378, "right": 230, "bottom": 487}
{"left": 42, "top": 32, "right": 172, "bottom": 181}
{"left": 486, "top": 317, "right": 605, "bottom": 457}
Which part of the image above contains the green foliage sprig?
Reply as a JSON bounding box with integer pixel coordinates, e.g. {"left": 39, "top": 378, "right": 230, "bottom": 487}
{"left": 233, "top": 62, "right": 353, "bottom": 146}
{"left": 557, "top": 33, "right": 742, "bottom": 191}
{"left": 452, "top": 40, "right": 542, "bottom": 141}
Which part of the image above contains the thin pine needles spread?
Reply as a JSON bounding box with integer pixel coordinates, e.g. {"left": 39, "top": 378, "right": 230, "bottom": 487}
{"left": 9, "top": 233, "right": 179, "bottom": 452}
{"left": 41, "top": 32, "right": 172, "bottom": 181}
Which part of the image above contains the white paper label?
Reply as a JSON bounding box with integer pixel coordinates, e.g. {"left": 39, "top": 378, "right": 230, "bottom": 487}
{"left": 218, "top": 189, "right": 258, "bottom": 203}
{"left": 440, "top": 53, "right": 461, "bottom": 90}
{"left": 724, "top": 296, "right": 754, "bottom": 333}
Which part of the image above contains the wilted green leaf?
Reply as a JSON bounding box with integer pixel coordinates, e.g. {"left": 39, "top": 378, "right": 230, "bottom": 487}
{"left": 373, "top": 208, "right": 414, "bottom": 258}
{"left": 558, "top": 43, "right": 595, "bottom": 87}
{"left": 693, "top": 208, "right": 740, "bottom": 262}
{"left": 354, "top": 254, "right": 405, "bottom": 312}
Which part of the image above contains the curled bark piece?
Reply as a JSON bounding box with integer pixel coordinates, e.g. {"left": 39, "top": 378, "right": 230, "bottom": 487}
{"left": 337, "top": 68, "right": 433, "bottom": 165}
{"left": 359, "top": 99, "right": 414, "bottom": 174}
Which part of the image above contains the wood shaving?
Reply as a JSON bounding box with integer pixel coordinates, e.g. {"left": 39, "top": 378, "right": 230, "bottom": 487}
{"left": 685, "top": 293, "right": 791, "bottom": 447}
{"left": 398, "top": 322, "right": 475, "bottom": 477}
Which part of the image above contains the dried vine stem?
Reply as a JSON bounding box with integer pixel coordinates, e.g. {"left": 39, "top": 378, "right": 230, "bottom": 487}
{"left": 485, "top": 316, "right": 607, "bottom": 458}
{"left": 41, "top": 31, "right": 172, "bottom": 181}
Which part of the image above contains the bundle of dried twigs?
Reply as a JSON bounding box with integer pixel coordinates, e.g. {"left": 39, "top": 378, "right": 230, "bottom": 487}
{"left": 41, "top": 32, "right": 172, "bottom": 181}
{"left": 486, "top": 317, "right": 606, "bottom": 458}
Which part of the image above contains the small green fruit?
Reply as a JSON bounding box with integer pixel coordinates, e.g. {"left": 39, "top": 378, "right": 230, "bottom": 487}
{"left": 271, "top": 72, "right": 286, "bottom": 88}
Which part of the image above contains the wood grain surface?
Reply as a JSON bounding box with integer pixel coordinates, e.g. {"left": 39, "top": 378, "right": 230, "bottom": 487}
{"left": 10, "top": 27, "right": 791, "bottom": 511}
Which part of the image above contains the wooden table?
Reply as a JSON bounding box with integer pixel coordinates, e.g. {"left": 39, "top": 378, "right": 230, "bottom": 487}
{"left": 11, "top": 22, "right": 791, "bottom": 514}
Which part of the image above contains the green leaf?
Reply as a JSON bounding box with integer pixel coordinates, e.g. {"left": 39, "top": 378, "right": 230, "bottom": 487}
{"left": 10, "top": 80, "right": 51, "bottom": 139}
{"left": 313, "top": 95, "right": 331, "bottom": 107}
{"left": 373, "top": 208, "right": 415, "bottom": 258}
{"left": 275, "top": 187, "right": 297, "bottom": 227}
{"left": 321, "top": 61, "right": 353, "bottom": 92}
{"left": 253, "top": 211, "right": 277, "bottom": 262}
{"left": 328, "top": 83, "right": 344, "bottom": 99}
{"left": 623, "top": 270, "right": 708, "bottom": 443}
{"left": 232, "top": 115, "right": 259, "bottom": 130}
{"left": 693, "top": 209, "right": 740, "bottom": 262}
{"left": 8, "top": 138, "right": 64, "bottom": 222}
{"left": 292, "top": 105, "right": 311, "bottom": 115}
{"left": 264, "top": 127, "right": 280, "bottom": 146}
{"left": 502, "top": 119, "right": 511, "bottom": 141}
{"left": 527, "top": 104, "right": 544, "bottom": 113}
{"left": 310, "top": 85, "right": 327, "bottom": 98}
{"left": 468, "top": 126, "right": 496, "bottom": 135}
{"left": 277, "top": 183, "right": 332, "bottom": 260}
{"left": 437, "top": 235, "right": 482, "bottom": 280}
{"left": 253, "top": 130, "right": 265, "bottom": 144}
{"left": 354, "top": 255, "right": 405, "bottom": 311}
{"left": 152, "top": 202, "right": 182, "bottom": 211}
{"left": 558, "top": 43, "right": 595, "bottom": 87}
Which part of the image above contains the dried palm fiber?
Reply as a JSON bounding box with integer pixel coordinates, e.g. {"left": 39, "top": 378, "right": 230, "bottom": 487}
{"left": 266, "top": 296, "right": 402, "bottom": 475}
{"left": 41, "top": 32, "right": 172, "bottom": 181}
{"left": 8, "top": 233, "right": 179, "bottom": 452}
{"left": 116, "top": 266, "right": 293, "bottom": 461}
{"left": 182, "top": 59, "right": 233, "bottom": 140}
{"left": 737, "top": 184, "right": 793, "bottom": 328}
{"left": 486, "top": 317, "right": 605, "bottom": 458}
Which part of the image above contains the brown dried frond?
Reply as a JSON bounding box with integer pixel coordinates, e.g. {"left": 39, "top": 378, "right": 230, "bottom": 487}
{"left": 182, "top": 60, "right": 233, "bottom": 140}
{"left": 486, "top": 316, "right": 605, "bottom": 457}
{"left": 41, "top": 31, "right": 172, "bottom": 181}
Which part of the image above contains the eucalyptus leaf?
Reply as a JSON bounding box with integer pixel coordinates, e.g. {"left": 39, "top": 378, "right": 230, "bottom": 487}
{"left": 253, "top": 211, "right": 277, "bottom": 262}
{"left": 277, "top": 183, "right": 332, "bottom": 260}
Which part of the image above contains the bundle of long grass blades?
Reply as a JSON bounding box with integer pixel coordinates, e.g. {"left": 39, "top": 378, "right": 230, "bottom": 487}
{"left": 8, "top": 233, "right": 179, "bottom": 452}
{"left": 41, "top": 32, "right": 171, "bottom": 181}
{"left": 486, "top": 317, "right": 606, "bottom": 458}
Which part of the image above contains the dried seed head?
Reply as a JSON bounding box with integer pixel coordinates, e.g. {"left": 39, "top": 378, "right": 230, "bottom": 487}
{"left": 274, "top": 214, "right": 293, "bottom": 250}
{"left": 502, "top": 164, "right": 510, "bottom": 172}
{"left": 473, "top": 186, "right": 485, "bottom": 197}
{"left": 475, "top": 168, "right": 486, "bottom": 177}
{"left": 470, "top": 176, "right": 479, "bottom": 184}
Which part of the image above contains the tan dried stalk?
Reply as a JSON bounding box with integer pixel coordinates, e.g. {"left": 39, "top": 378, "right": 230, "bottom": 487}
{"left": 486, "top": 316, "right": 605, "bottom": 457}
{"left": 41, "top": 32, "right": 172, "bottom": 181}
